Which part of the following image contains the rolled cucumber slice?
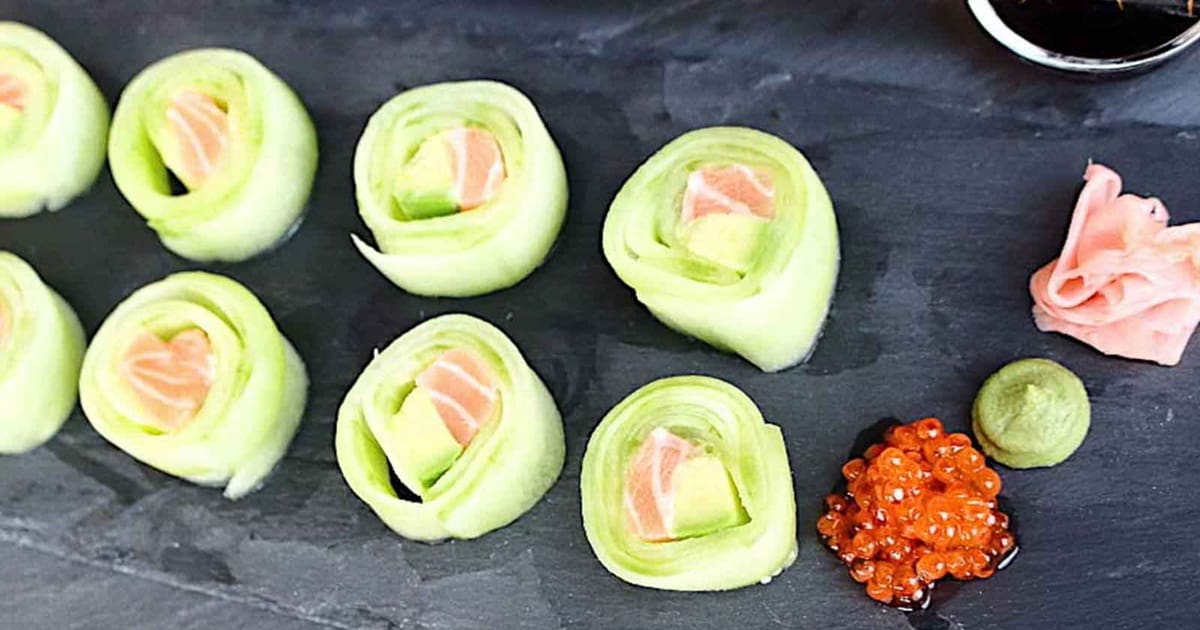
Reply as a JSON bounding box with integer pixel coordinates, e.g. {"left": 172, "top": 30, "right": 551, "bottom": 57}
{"left": 0, "top": 252, "right": 85, "bottom": 453}
{"left": 78, "top": 272, "right": 308, "bottom": 499}
{"left": 351, "top": 80, "right": 568, "bottom": 297}
{"left": 581, "top": 375, "right": 797, "bottom": 591}
{"left": 602, "top": 127, "right": 840, "bottom": 372}
{"left": 336, "top": 313, "right": 564, "bottom": 541}
{"left": 108, "top": 49, "right": 318, "bottom": 262}
{"left": 0, "top": 22, "right": 108, "bottom": 217}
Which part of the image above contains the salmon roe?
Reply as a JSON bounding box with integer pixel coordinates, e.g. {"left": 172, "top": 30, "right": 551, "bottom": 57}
{"left": 817, "top": 418, "right": 1016, "bottom": 608}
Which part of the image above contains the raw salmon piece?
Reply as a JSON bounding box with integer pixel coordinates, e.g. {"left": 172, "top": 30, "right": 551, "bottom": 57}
{"left": 445, "top": 128, "right": 505, "bottom": 210}
{"left": 623, "top": 428, "right": 693, "bottom": 542}
{"left": 120, "top": 329, "right": 216, "bottom": 430}
{"left": 1030, "top": 163, "right": 1200, "bottom": 365}
{"left": 165, "top": 90, "right": 230, "bottom": 186}
{"left": 415, "top": 348, "right": 498, "bottom": 446}
{"left": 0, "top": 73, "right": 25, "bottom": 110}
{"left": 680, "top": 165, "right": 775, "bottom": 224}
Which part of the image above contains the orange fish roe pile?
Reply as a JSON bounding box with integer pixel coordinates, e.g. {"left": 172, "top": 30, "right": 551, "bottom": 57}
{"left": 817, "top": 418, "right": 1016, "bottom": 608}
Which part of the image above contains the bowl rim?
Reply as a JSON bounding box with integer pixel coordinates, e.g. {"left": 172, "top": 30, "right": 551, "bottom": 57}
{"left": 966, "top": 0, "right": 1200, "bottom": 73}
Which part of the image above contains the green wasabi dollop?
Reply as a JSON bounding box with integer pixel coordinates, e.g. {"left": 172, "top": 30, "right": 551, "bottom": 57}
{"left": 972, "top": 358, "right": 1090, "bottom": 469}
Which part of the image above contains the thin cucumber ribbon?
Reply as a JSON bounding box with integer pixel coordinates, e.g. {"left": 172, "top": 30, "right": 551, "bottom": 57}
{"left": 602, "top": 127, "right": 840, "bottom": 372}
{"left": 351, "top": 80, "right": 567, "bottom": 297}
{"left": 108, "top": 49, "right": 317, "bottom": 262}
{"left": 336, "top": 313, "right": 564, "bottom": 541}
{"left": 0, "top": 22, "right": 108, "bottom": 217}
{"left": 79, "top": 272, "right": 307, "bottom": 499}
{"left": 0, "top": 252, "right": 85, "bottom": 453}
{"left": 581, "top": 376, "right": 797, "bottom": 591}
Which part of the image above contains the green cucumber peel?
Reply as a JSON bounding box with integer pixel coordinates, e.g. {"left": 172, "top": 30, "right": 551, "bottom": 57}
{"left": 108, "top": 48, "right": 317, "bottom": 262}
{"left": 0, "top": 252, "right": 85, "bottom": 453}
{"left": 0, "top": 22, "right": 109, "bottom": 218}
{"left": 336, "top": 313, "right": 564, "bottom": 541}
{"left": 602, "top": 127, "right": 840, "bottom": 372}
{"left": 581, "top": 375, "right": 797, "bottom": 591}
{"left": 351, "top": 80, "right": 568, "bottom": 297}
{"left": 78, "top": 272, "right": 308, "bottom": 499}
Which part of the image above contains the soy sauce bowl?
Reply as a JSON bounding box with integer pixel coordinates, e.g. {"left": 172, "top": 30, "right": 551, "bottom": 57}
{"left": 967, "top": 0, "right": 1200, "bottom": 75}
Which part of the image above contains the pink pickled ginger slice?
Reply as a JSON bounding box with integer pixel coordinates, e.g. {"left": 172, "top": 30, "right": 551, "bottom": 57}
{"left": 1030, "top": 163, "right": 1200, "bottom": 366}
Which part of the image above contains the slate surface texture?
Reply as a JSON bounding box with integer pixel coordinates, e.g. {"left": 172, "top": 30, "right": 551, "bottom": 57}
{"left": 1, "top": 1, "right": 1199, "bottom": 628}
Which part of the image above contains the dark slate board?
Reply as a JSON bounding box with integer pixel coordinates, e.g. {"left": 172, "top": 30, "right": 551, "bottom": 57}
{"left": 2, "top": 1, "right": 1199, "bottom": 628}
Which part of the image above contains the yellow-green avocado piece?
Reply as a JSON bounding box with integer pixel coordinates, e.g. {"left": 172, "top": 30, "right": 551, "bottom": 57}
{"left": 679, "top": 214, "right": 768, "bottom": 274}
{"left": 381, "top": 387, "right": 463, "bottom": 495}
{"left": 671, "top": 454, "right": 750, "bottom": 539}
{"left": 392, "top": 132, "right": 459, "bottom": 220}
{"left": 972, "top": 358, "right": 1090, "bottom": 469}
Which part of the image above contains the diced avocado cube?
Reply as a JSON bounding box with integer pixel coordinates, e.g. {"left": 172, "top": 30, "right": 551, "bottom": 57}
{"left": 395, "top": 192, "right": 459, "bottom": 220}
{"left": 670, "top": 455, "right": 750, "bottom": 539}
{"left": 379, "top": 387, "right": 463, "bottom": 498}
{"left": 393, "top": 132, "right": 459, "bottom": 220}
{"left": 680, "top": 214, "right": 768, "bottom": 274}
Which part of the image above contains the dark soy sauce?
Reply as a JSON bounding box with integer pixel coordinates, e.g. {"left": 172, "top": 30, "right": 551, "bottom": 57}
{"left": 823, "top": 418, "right": 1021, "bottom": 627}
{"left": 990, "top": 0, "right": 1200, "bottom": 58}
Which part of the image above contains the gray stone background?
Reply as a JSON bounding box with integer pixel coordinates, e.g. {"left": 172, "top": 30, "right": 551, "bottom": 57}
{"left": 1, "top": 1, "right": 1198, "bottom": 628}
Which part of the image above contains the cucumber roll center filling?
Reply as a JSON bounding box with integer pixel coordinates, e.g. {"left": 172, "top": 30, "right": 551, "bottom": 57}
{"left": 393, "top": 128, "right": 506, "bottom": 220}
{"left": 0, "top": 71, "right": 31, "bottom": 149}
{"left": 623, "top": 428, "right": 749, "bottom": 542}
{"left": 0, "top": 72, "right": 27, "bottom": 111}
{"left": 119, "top": 328, "right": 216, "bottom": 432}
{"left": 163, "top": 90, "right": 232, "bottom": 190}
{"left": 0, "top": 49, "right": 52, "bottom": 152}
{"left": 678, "top": 165, "right": 775, "bottom": 273}
{"left": 382, "top": 349, "right": 499, "bottom": 498}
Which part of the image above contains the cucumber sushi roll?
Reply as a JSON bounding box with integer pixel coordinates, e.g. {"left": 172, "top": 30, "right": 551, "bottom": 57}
{"left": 336, "top": 313, "right": 564, "bottom": 541}
{"left": 0, "top": 252, "right": 85, "bottom": 453}
{"left": 79, "top": 272, "right": 307, "bottom": 499}
{"left": 0, "top": 22, "right": 108, "bottom": 217}
{"left": 581, "top": 376, "right": 797, "bottom": 591}
{"left": 602, "top": 127, "right": 840, "bottom": 372}
{"left": 108, "top": 49, "right": 317, "bottom": 262}
{"left": 351, "top": 80, "right": 568, "bottom": 297}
